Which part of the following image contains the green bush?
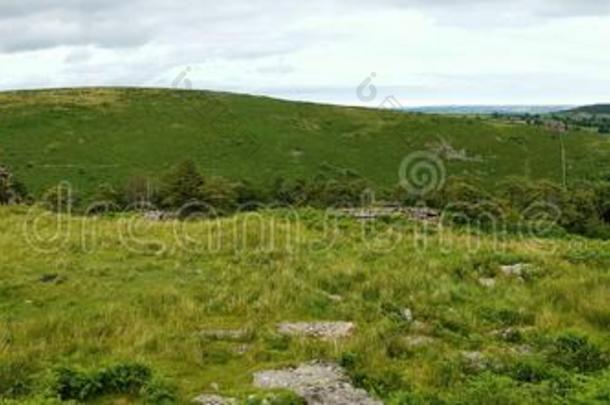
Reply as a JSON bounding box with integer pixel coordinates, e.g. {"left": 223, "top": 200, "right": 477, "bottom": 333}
{"left": 42, "top": 183, "right": 78, "bottom": 213}
{"left": 140, "top": 378, "right": 178, "bottom": 404}
{"left": 0, "top": 166, "right": 28, "bottom": 205}
{"left": 547, "top": 333, "right": 608, "bottom": 373}
{"left": 0, "top": 361, "right": 33, "bottom": 399}
{"left": 52, "top": 363, "right": 166, "bottom": 402}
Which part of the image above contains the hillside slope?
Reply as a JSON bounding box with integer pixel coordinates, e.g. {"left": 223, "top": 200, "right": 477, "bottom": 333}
{"left": 568, "top": 104, "right": 610, "bottom": 115}
{"left": 1, "top": 88, "right": 609, "bottom": 196}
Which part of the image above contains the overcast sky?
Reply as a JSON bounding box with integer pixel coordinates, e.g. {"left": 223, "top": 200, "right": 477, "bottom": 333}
{"left": 0, "top": 0, "right": 609, "bottom": 106}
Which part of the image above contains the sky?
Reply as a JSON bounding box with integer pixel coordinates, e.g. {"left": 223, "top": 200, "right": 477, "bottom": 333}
{"left": 0, "top": 0, "right": 609, "bottom": 106}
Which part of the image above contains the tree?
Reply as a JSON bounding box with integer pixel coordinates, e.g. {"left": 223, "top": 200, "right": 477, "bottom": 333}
{"left": 89, "top": 183, "right": 123, "bottom": 213}
{"left": 122, "top": 176, "right": 157, "bottom": 208}
{"left": 159, "top": 160, "right": 205, "bottom": 208}
{"left": 199, "top": 176, "right": 238, "bottom": 213}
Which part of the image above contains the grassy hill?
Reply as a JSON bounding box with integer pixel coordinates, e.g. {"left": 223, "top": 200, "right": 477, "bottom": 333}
{"left": 1, "top": 88, "right": 609, "bottom": 198}
{"left": 2, "top": 206, "right": 610, "bottom": 403}
{"left": 568, "top": 104, "right": 610, "bottom": 115}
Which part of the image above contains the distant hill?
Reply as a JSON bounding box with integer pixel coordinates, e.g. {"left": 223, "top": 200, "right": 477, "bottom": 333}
{"left": 0, "top": 88, "right": 609, "bottom": 197}
{"left": 406, "top": 105, "right": 573, "bottom": 115}
{"left": 567, "top": 104, "right": 610, "bottom": 115}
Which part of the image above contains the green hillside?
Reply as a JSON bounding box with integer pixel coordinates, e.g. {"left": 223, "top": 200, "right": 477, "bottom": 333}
{"left": 568, "top": 104, "right": 610, "bottom": 115}
{"left": 1, "top": 88, "right": 609, "bottom": 197}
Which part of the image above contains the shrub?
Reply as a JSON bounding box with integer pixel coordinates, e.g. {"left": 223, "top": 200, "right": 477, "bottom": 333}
{"left": 0, "top": 166, "right": 28, "bottom": 205}
{"left": 547, "top": 333, "right": 608, "bottom": 373}
{"left": 42, "top": 183, "right": 78, "bottom": 213}
{"left": 434, "top": 178, "right": 507, "bottom": 228}
{"left": 54, "top": 367, "right": 102, "bottom": 401}
{"left": 140, "top": 378, "right": 178, "bottom": 404}
{"left": 0, "top": 361, "right": 33, "bottom": 399}
{"left": 122, "top": 175, "right": 158, "bottom": 207}
{"left": 88, "top": 183, "right": 123, "bottom": 213}
{"left": 53, "top": 363, "right": 157, "bottom": 402}
{"left": 570, "top": 370, "right": 610, "bottom": 404}
{"left": 97, "top": 363, "right": 152, "bottom": 395}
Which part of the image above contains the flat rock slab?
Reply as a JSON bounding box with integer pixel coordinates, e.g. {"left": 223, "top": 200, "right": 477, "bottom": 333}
{"left": 199, "top": 329, "right": 250, "bottom": 341}
{"left": 403, "top": 335, "right": 435, "bottom": 348}
{"left": 192, "top": 394, "right": 237, "bottom": 405}
{"left": 500, "top": 263, "right": 530, "bottom": 277}
{"left": 278, "top": 322, "right": 355, "bottom": 340}
{"left": 253, "top": 362, "right": 381, "bottom": 405}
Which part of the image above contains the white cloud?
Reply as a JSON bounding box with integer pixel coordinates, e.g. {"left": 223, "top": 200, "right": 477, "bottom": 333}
{"left": 0, "top": 0, "right": 609, "bottom": 105}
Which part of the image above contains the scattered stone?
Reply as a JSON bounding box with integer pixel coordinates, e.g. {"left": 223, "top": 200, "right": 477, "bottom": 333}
{"left": 490, "top": 327, "right": 522, "bottom": 342}
{"left": 513, "top": 345, "right": 534, "bottom": 355}
{"left": 278, "top": 322, "right": 355, "bottom": 341}
{"left": 323, "top": 292, "right": 344, "bottom": 302}
{"left": 432, "top": 138, "right": 484, "bottom": 162}
{"left": 401, "top": 308, "right": 414, "bottom": 323}
{"left": 490, "top": 327, "right": 535, "bottom": 344}
{"left": 233, "top": 344, "right": 250, "bottom": 355}
{"left": 404, "top": 207, "right": 441, "bottom": 222}
{"left": 478, "top": 278, "right": 496, "bottom": 288}
{"left": 403, "top": 335, "right": 435, "bottom": 349}
{"left": 335, "top": 206, "right": 440, "bottom": 223}
{"left": 144, "top": 210, "right": 167, "bottom": 221}
{"left": 192, "top": 394, "right": 237, "bottom": 405}
{"left": 253, "top": 361, "right": 382, "bottom": 405}
{"left": 461, "top": 351, "right": 488, "bottom": 371}
{"left": 199, "top": 329, "right": 250, "bottom": 342}
{"left": 410, "top": 320, "right": 430, "bottom": 333}
{"left": 500, "top": 263, "right": 529, "bottom": 277}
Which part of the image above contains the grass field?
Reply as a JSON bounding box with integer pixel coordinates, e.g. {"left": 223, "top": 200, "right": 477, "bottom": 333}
{"left": 2, "top": 206, "right": 610, "bottom": 403}
{"left": 1, "top": 88, "right": 610, "bottom": 198}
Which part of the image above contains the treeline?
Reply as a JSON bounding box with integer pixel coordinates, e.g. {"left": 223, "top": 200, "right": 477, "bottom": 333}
{"left": 2, "top": 161, "right": 610, "bottom": 239}
{"left": 505, "top": 113, "right": 610, "bottom": 134}
{"left": 405, "top": 176, "right": 610, "bottom": 239}
{"left": 38, "top": 160, "right": 377, "bottom": 215}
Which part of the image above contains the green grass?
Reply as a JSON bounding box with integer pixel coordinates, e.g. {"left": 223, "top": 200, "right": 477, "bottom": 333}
{"left": 2, "top": 206, "right": 610, "bottom": 403}
{"left": 1, "top": 88, "right": 609, "bottom": 198}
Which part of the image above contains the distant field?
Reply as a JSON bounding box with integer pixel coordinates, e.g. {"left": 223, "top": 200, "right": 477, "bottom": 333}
{"left": 1, "top": 88, "right": 609, "bottom": 198}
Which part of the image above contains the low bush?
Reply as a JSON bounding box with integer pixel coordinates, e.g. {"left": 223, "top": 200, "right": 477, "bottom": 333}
{"left": 0, "top": 361, "right": 34, "bottom": 399}
{"left": 52, "top": 362, "right": 175, "bottom": 403}
{"left": 547, "top": 333, "right": 609, "bottom": 373}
